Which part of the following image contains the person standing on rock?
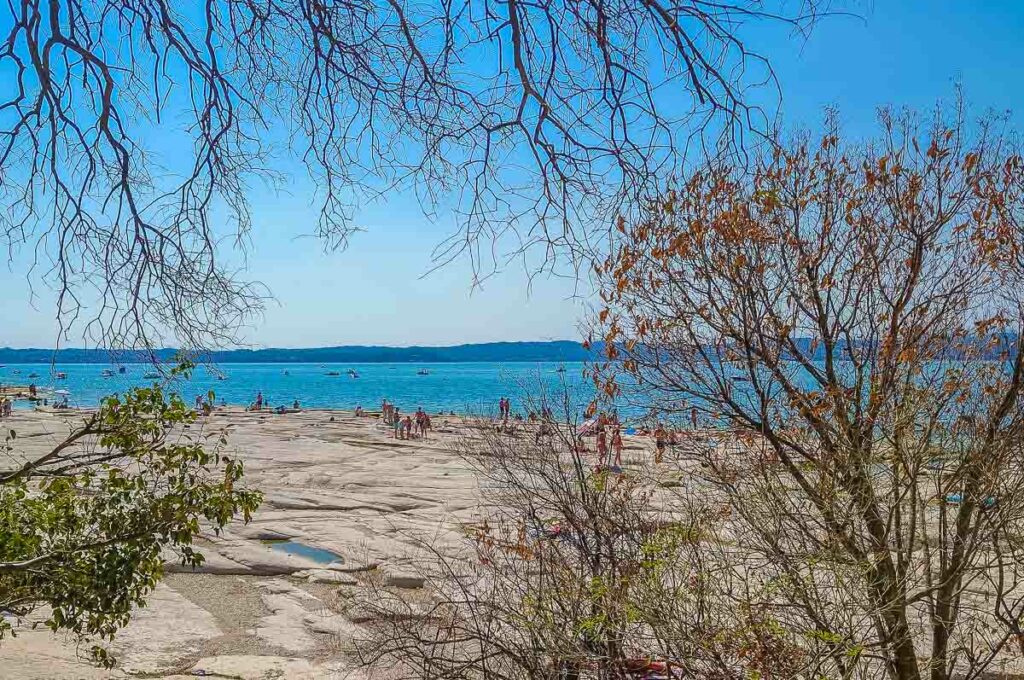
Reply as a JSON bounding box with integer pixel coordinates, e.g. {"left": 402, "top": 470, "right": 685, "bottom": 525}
{"left": 415, "top": 407, "right": 426, "bottom": 437}
{"left": 612, "top": 427, "right": 623, "bottom": 467}
{"left": 654, "top": 423, "right": 668, "bottom": 464}
{"left": 596, "top": 426, "right": 608, "bottom": 465}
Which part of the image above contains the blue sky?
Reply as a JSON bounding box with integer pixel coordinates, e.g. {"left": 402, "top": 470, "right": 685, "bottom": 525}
{"left": 2, "top": 1, "right": 1023, "bottom": 349}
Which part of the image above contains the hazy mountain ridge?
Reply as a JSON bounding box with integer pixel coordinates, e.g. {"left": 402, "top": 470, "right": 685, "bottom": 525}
{"left": 0, "top": 341, "right": 595, "bottom": 364}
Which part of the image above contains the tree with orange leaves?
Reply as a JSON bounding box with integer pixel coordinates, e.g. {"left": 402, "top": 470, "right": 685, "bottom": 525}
{"left": 594, "top": 103, "right": 1024, "bottom": 680}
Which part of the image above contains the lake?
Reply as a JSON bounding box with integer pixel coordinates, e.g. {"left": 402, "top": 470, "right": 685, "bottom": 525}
{"left": 0, "top": 362, "right": 593, "bottom": 415}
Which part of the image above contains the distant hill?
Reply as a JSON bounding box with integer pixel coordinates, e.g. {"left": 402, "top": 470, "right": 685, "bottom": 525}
{"left": 0, "top": 341, "right": 595, "bottom": 364}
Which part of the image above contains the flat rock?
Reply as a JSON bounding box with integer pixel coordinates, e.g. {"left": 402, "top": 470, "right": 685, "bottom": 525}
{"left": 255, "top": 579, "right": 324, "bottom": 654}
{"left": 0, "top": 621, "right": 123, "bottom": 679}
{"left": 384, "top": 568, "right": 425, "bottom": 589}
{"left": 297, "top": 568, "right": 359, "bottom": 585}
{"left": 112, "top": 583, "right": 222, "bottom": 674}
{"left": 304, "top": 610, "right": 362, "bottom": 639}
{"left": 163, "top": 547, "right": 256, "bottom": 575}
{"left": 187, "top": 654, "right": 349, "bottom": 679}
{"left": 227, "top": 524, "right": 297, "bottom": 541}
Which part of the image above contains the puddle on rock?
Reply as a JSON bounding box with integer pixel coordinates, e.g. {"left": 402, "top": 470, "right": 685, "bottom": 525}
{"left": 260, "top": 539, "right": 344, "bottom": 565}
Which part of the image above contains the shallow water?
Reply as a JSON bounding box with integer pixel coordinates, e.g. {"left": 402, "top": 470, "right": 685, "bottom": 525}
{"left": 262, "top": 539, "right": 344, "bottom": 565}
{"left": 0, "top": 361, "right": 592, "bottom": 414}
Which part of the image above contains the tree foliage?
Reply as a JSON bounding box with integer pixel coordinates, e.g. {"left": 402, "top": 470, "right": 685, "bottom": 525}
{"left": 593, "top": 104, "right": 1024, "bottom": 679}
{"left": 0, "top": 369, "right": 261, "bottom": 666}
{"left": 0, "top": 0, "right": 825, "bottom": 348}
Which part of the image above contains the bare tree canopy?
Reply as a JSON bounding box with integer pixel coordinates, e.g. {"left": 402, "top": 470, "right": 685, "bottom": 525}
{"left": 357, "top": 390, "right": 806, "bottom": 679}
{"left": 0, "top": 0, "right": 824, "bottom": 349}
{"left": 594, "top": 104, "right": 1024, "bottom": 678}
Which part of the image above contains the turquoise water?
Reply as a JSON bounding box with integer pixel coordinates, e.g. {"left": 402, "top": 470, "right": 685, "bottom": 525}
{"left": 0, "top": 362, "right": 592, "bottom": 414}
{"left": 263, "top": 539, "right": 344, "bottom": 565}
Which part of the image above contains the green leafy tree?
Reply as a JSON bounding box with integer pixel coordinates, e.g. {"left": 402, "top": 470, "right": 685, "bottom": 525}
{"left": 0, "top": 369, "right": 261, "bottom": 666}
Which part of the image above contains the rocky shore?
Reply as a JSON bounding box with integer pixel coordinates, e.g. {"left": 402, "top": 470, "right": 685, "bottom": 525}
{"left": 0, "top": 407, "right": 497, "bottom": 679}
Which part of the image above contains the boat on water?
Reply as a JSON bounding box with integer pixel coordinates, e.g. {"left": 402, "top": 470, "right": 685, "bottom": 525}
{"left": 143, "top": 372, "right": 160, "bottom": 379}
{"left": 417, "top": 369, "right": 430, "bottom": 376}
{"left": 28, "top": 372, "right": 39, "bottom": 378}
{"left": 101, "top": 369, "right": 114, "bottom": 377}
{"left": 12, "top": 369, "right": 20, "bottom": 374}
{"left": 55, "top": 372, "right": 67, "bottom": 379}
{"left": 283, "top": 370, "right": 290, "bottom": 376}
{"left": 326, "top": 371, "right": 341, "bottom": 376}
{"left": 347, "top": 368, "right": 359, "bottom": 378}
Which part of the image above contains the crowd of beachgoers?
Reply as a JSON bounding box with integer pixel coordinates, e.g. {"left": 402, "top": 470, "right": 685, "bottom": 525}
{"left": 8, "top": 380, "right": 693, "bottom": 473}
{"left": 216, "top": 389, "right": 695, "bottom": 469}
{"left": 155, "top": 385, "right": 713, "bottom": 481}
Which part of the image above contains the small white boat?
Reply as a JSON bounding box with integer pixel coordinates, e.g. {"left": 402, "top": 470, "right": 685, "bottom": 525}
{"left": 417, "top": 369, "right": 430, "bottom": 376}
{"left": 143, "top": 372, "right": 160, "bottom": 379}
{"left": 55, "top": 372, "right": 67, "bottom": 379}
{"left": 101, "top": 369, "right": 114, "bottom": 377}
{"left": 326, "top": 371, "right": 341, "bottom": 377}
